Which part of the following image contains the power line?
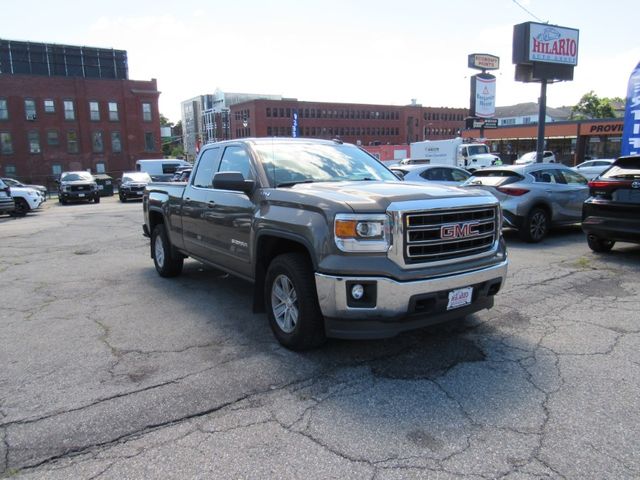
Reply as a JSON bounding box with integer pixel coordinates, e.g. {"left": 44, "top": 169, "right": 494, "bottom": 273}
{"left": 512, "top": 0, "right": 547, "bottom": 23}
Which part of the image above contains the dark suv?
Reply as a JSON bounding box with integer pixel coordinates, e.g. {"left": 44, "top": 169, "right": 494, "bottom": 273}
{"left": 582, "top": 155, "right": 640, "bottom": 252}
{"left": 58, "top": 171, "right": 100, "bottom": 204}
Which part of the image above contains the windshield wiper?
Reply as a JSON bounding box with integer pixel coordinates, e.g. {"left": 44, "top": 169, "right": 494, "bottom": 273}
{"left": 276, "top": 180, "right": 317, "bottom": 188}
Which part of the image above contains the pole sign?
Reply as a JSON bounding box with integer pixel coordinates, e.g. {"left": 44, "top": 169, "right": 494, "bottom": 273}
{"left": 468, "top": 53, "right": 500, "bottom": 71}
{"left": 621, "top": 60, "right": 640, "bottom": 156}
{"left": 528, "top": 23, "right": 579, "bottom": 65}
{"left": 470, "top": 73, "right": 496, "bottom": 118}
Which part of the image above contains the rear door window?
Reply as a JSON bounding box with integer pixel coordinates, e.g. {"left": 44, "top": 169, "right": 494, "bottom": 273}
{"left": 559, "top": 169, "right": 588, "bottom": 185}
{"left": 192, "top": 148, "right": 221, "bottom": 188}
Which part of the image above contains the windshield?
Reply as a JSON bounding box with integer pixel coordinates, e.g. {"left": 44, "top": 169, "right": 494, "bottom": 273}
{"left": 467, "top": 145, "right": 489, "bottom": 156}
{"left": 463, "top": 170, "right": 524, "bottom": 187}
{"left": 254, "top": 143, "right": 398, "bottom": 187}
{"left": 61, "top": 172, "right": 93, "bottom": 182}
{"left": 122, "top": 172, "right": 152, "bottom": 183}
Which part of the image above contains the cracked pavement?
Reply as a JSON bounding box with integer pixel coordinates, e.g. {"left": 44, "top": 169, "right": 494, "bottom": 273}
{"left": 1, "top": 198, "right": 639, "bottom": 479}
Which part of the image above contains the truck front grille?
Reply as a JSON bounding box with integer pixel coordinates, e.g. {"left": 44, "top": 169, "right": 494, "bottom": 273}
{"left": 404, "top": 207, "right": 497, "bottom": 263}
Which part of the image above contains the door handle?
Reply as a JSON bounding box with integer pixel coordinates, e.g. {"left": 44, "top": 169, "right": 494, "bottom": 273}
{"left": 208, "top": 201, "right": 216, "bottom": 208}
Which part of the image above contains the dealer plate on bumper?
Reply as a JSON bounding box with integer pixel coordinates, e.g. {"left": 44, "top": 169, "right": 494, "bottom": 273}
{"left": 447, "top": 287, "right": 473, "bottom": 310}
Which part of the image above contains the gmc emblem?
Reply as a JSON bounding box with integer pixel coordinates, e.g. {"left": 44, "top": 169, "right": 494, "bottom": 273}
{"left": 441, "top": 222, "right": 481, "bottom": 240}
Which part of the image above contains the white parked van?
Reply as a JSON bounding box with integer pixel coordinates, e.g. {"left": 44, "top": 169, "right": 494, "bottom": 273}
{"left": 135, "top": 159, "right": 191, "bottom": 181}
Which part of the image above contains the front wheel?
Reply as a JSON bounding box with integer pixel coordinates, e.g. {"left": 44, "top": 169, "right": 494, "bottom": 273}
{"left": 587, "top": 235, "right": 615, "bottom": 253}
{"left": 94, "top": 196, "right": 100, "bottom": 204}
{"left": 12, "top": 198, "right": 29, "bottom": 216}
{"left": 151, "top": 225, "right": 183, "bottom": 277}
{"left": 519, "top": 207, "right": 549, "bottom": 243}
{"left": 265, "top": 253, "right": 325, "bottom": 350}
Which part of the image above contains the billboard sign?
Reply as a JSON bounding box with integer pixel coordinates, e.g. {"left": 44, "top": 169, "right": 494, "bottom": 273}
{"left": 470, "top": 74, "right": 496, "bottom": 118}
{"left": 468, "top": 53, "right": 500, "bottom": 71}
{"left": 621, "top": 60, "right": 640, "bottom": 156}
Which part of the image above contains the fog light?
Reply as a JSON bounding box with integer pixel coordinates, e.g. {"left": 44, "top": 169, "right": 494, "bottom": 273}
{"left": 351, "top": 284, "right": 364, "bottom": 300}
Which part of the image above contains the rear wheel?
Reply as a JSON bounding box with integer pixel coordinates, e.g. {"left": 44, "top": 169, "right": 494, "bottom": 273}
{"left": 265, "top": 253, "right": 325, "bottom": 350}
{"left": 519, "top": 207, "right": 549, "bottom": 243}
{"left": 151, "top": 224, "right": 183, "bottom": 277}
{"left": 587, "top": 235, "right": 615, "bottom": 253}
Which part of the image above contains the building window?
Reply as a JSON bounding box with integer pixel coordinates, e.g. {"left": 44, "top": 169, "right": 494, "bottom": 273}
{"left": 4, "top": 164, "right": 16, "bottom": 176}
{"left": 111, "top": 132, "right": 122, "bottom": 153}
{"left": 92, "top": 131, "right": 104, "bottom": 153}
{"left": 89, "top": 101, "right": 100, "bottom": 121}
{"left": 47, "top": 130, "right": 59, "bottom": 146}
{"left": 95, "top": 162, "right": 106, "bottom": 174}
{"left": 28, "top": 131, "right": 41, "bottom": 153}
{"left": 67, "top": 131, "right": 79, "bottom": 153}
{"left": 52, "top": 164, "right": 62, "bottom": 176}
{"left": 64, "top": 100, "right": 75, "bottom": 120}
{"left": 144, "top": 132, "right": 154, "bottom": 151}
{"left": 108, "top": 102, "right": 119, "bottom": 121}
{"left": 25, "top": 99, "right": 37, "bottom": 120}
{"left": 142, "top": 103, "right": 152, "bottom": 122}
{"left": 44, "top": 99, "right": 55, "bottom": 113}
{"left": 1, "top": 132, "right": 13, "bottom": 154}
{"left": 266, "top": 107, "right": 271, "bottom": 117}
{"left": 0, "top": 99, "right": 7, "bottom": 120}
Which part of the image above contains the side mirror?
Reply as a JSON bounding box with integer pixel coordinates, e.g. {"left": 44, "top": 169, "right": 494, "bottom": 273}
{"left": 213, "top": 171, "right": 255, "bottom": 194}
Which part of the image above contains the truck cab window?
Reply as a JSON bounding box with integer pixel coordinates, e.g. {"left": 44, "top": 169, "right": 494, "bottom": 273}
{"left": 192, "top": 148, "right": 220, "bottom": 188}
{"left": 219, "top": 146, "right": 253, "bottom": 180}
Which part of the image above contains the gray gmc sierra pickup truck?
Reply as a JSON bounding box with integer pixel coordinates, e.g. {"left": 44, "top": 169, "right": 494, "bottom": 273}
{"left": 143, "top": 138, "right": 508, "bottom": 350}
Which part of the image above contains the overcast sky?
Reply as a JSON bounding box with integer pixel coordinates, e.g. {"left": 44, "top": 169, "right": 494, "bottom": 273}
{"left": 3, "top": 0, "right": 638, "bottom": 123}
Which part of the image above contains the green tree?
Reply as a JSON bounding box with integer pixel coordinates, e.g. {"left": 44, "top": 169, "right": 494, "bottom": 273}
{"left": 571, "top": 91, "right": 617, "bottom": 119}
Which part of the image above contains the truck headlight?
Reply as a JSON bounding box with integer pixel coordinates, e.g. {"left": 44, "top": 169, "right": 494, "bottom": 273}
{"left": 334, "top": 214, "right": 390, "bottom": 252}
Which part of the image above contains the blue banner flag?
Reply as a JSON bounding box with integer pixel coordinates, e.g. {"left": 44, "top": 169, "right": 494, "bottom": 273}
{"left": 621, "top": 61, "right": 640, "bottom": 156}
{"left": 292, "top": 110, "right": 298, "bottom": 138}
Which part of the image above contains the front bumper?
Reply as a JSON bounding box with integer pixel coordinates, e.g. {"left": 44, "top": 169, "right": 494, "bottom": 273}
{"left": 315, "top": 260, "right": 508, "bottom": 339}
{"left": 120, "top": 189, "right": 145, "bottom": 199}
{"left": 60, "top": 191, "right": 98, "bottom": 201}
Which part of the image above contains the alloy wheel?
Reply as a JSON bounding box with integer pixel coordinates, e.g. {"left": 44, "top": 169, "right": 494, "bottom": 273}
{"left": 271, "top": 274, "right": 298, "bottom": 333}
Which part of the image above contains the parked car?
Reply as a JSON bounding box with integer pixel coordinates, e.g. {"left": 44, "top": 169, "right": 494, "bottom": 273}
{"left": 119, "top": 172, "right": 152, "bottom": 202}
{"left": 582, "top": 155, "right": 640, "bottom": 252}
{"left": 462, "top": 163, "right": 589, "bottom": 242}
{"left": 58, "top": 171, "right": 100, "bottom": 204}
{"left": 571, "top": 159, "right": 615, "bottom": 180}
{"left": 0, "top": 178, "right": 16, "bottom": 216}
{"left": 390, "top": 164, "right": 471, "bottom": 186}
{"left": 514, "top": 151, "right": 557, "bottom": 165}
{"left": 7, "top": 185, "right": 44, "bottom": 216}
{"left": 1, "top": 177, "right": 47, "bottom": 200}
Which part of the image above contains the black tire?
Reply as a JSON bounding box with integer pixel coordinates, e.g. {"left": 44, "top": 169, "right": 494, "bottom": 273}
{"left": 587, "top": 234, "right": 615, "bottom": 253}
{"left": 94, "top": 196, "right": 100, "bottom": 204}
{"left": 12, "top": 198, "right": 29, "bottom": 216}
{"left": 265, "top": 253, "right": 326, "bottom": 350}
{"left": 119, "top": 194, "right": 126, "bottom": 203}
{"left": 519, "top": 207, "right": 549, "bottom": 243}
{"left": 151, "top": 224, "right": 183, "bottom": 277}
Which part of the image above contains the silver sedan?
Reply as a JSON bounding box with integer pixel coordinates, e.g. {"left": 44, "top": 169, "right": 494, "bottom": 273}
{"left": 462, "top": 163, "right": 589, "bottom": 242}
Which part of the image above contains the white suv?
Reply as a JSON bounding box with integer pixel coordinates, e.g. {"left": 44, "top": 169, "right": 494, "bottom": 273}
{"left": 8, "top": 185, "right": 44, "bottom": 216}
{"left": 515, "top": 151, "right": 556, "bottom": 165}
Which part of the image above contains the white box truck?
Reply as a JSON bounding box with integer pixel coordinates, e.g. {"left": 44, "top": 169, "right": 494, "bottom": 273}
{"left": 408, "top": 138, "right": 500, "bottom": 171}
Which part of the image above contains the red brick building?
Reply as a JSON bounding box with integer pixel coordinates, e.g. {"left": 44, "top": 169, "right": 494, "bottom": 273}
{"left": 228, "top": 99, "right": 467, "bottom": 147}
{"left": 0, "top": 39, "right": 162, "bottom": 185}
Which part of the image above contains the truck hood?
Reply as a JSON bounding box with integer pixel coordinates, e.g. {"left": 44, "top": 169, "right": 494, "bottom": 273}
{"left": 271, "top": 181, "right": 496, "bottom": 213}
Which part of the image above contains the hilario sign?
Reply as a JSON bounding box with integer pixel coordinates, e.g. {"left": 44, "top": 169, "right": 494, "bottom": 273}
{"left": 622, "top": 60, "right": 640, "bottom": 156}
{"left": 529, "top": 23, "right": 579, "bottom": 65}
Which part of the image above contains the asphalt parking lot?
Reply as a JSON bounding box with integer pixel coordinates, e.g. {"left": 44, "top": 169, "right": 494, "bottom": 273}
{"left": 1, "top": 197, "right": 639, "bottom": 479}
